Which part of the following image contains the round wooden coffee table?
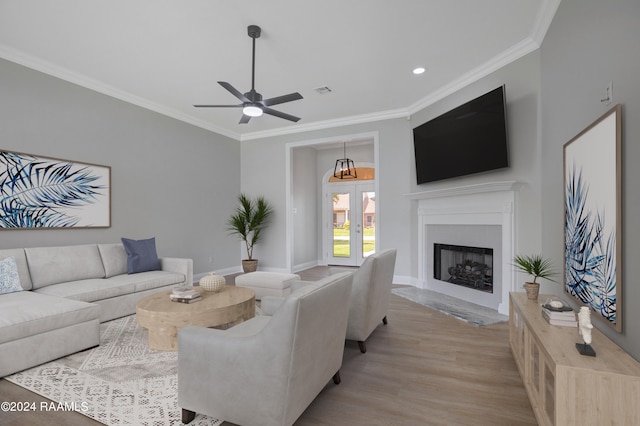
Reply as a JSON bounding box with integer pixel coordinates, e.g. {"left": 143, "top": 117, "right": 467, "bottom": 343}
{"left": 136, "top": 285, "right": 255, "bottom": 351}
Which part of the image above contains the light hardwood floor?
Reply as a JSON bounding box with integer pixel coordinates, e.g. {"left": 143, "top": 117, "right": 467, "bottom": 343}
{"left": 0, "top": 267, "right": 536, "bottom": 425}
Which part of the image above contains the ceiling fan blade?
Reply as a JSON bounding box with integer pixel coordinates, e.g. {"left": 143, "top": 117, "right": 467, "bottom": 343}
{"left": 262, "top": 107, "right": 301, "bottom": 122}
{"left": 218, "top": 81, "right": 251, "bottom": 103}
{"left": 239, "top": 114, "right": 252, "bottom": 124}
{"left": 193, "top": 104, "right": 243, "bottom": 108}
{"left": 262, "top": 92, "right": 303, "bottom": 107}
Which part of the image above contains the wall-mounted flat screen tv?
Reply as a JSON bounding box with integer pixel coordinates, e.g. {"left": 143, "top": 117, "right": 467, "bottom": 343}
{"left": 413, "top": 85, "right": 509, "bottom": 184}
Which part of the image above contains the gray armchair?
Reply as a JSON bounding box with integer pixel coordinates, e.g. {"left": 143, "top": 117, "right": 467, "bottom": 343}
{"left": 332, "top": 248, "right": 397, "bottom": 353}
{"left": 177, "top": 271, "right": 353, "bottom": 426}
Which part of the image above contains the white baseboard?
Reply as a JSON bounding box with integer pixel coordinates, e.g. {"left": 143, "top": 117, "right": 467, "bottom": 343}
{"left": 293, "top": 260, "right": 319, "bottom": 273}
{"left": 255, "top": 266, "right": 296, "bottom": 274}
{"left": 393, "top": 274, "right": 417, "bottom": 286}
{"left": 194, "top": 266, "right": 241, "bottom": 283}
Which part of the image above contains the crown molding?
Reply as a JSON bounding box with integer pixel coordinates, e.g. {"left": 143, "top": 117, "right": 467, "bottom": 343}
{"left": 241, "top": 108, "right": 408, "bottom": 141}
{"left": 530, "top": 0, "right": 562, "bottom": 45}
{"left": 0, "top": 44, "right": 241, "bottom": 141}
{"left": 407, "top": 37, "right": 540, "bottom": 117}
{"left": 0, "top": 0, "right": 559, "bottom": 143}
{"left": 246, "top": 33, "right": 541, "bottom": 142}
{"left": 246, "top": 33, "right": 544, "bottom": 141}
{"left": 0, "top": 34, "right": 538, "bottom": 143}
{"left": 252, "top": 0, "right": 561, "bottom": 140}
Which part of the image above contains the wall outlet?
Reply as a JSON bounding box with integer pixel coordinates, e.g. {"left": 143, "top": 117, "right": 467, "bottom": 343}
{"left": 208, "top": 256, "right": 213, "bottom": 263}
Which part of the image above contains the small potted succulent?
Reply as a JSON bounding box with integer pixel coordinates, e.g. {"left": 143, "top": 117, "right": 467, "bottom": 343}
{"left": 513, "top": 254, "right": 557, "bottom": 300}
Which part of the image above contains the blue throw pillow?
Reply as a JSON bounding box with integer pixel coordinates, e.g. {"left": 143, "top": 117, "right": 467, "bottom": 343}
{"left": 121, "top": 237, "right": 161, "bottom": 274}
{"left": 0, "top": 256, "right": 23, "bottom": 294}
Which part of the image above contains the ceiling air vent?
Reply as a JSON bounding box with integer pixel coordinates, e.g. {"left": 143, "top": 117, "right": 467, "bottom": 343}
{"left": 314, "top": 86, "right": 332, "bottom": 95}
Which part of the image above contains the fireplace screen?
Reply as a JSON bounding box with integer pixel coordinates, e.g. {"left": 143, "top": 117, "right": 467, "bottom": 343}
{"left": 434, "top": 243, "right": 493, "bottom": 293}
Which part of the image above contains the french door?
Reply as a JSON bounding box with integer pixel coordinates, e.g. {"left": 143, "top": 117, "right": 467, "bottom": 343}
{"left": 325, "top": 182, "right": 375, "bottom": 266}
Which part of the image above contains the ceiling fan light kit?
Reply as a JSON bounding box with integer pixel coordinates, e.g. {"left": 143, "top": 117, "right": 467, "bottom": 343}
{"left": 243, "top": 105, "right": 263, "bottom": 117}
{"left": 194, "top": 25, "right": 303, "bottom": 124}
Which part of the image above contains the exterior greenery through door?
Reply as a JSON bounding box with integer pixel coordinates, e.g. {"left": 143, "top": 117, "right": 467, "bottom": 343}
{"left": 333, "top": 227, "right": 375, "bottom": 257}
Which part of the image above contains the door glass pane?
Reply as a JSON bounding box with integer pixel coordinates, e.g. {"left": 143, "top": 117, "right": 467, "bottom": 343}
{"left": 332, "top": 192, "right": 350, "bottom": 257}
{"left": 362, "top": 191, "right": 375, "bottom": 257}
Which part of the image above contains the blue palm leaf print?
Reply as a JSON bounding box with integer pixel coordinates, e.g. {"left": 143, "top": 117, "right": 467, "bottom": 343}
{"left": 0, "top": 151, "right": 106, "bottom": 228}
{"left": 565, "top": 163, "right": 616, "bottom": 324}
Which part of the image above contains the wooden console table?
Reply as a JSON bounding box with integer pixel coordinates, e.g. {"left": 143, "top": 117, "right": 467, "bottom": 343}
{"left": 509, "top": 292, "right": 640, "bottom": 425}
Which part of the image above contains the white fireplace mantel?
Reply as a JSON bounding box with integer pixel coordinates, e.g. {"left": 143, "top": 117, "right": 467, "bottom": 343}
{"left": 407, "top": 181, "right": 522, "bottom": 315}
{"left": 405, "top": 180, "right": 521, "bottom": 201}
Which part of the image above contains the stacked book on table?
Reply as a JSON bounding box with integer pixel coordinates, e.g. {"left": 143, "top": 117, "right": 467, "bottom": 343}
{"left": 170, "top": 287, "right": 202, "bottom": 304}
{"left": 541, "top": 299, "right": 577, "bottom": 327}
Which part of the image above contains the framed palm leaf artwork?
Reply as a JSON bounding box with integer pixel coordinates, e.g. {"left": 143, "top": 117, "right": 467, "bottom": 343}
{"left": 564, "top": 104, "right": 622, "bottom": 332}
{"left": 0, "top": 150, "right": 111, "bottom": 229}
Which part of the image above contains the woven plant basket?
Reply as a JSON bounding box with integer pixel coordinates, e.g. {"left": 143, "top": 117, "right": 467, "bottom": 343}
{"left": 242, "top": 259, "right": 258, "bottom": 273}
{"left": 523, "top": 282, "right": 540, "bottom": 300}
{"left": 199, "top": 272, "right": 225, "bottom": 292}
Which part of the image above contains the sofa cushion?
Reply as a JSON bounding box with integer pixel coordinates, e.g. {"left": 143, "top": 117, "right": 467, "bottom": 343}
{"left": 110, "top": 270, "right": 186, "bottom": 293}
{"left": 33, "top": 271, "right": 185, "bottom": 302}
{"left": 0, "top": 248, "right": 32, "bottom": 290}
{"left": 121, "top": 237, "right": 160, "bottom": 274}
{"left": 25, "top": 244, "right": 106, "bottom": 289}
{"left": 34, "top": 278, "right": 136, "bottom": 303}
{"left": 0, "top": 291, "right": 100, "bottom": 345}
{"left": 98, "top": 243, "right": 128, "bottom": 278}
{"left": 0, "top": 256, "right": 23, "bottom": 295}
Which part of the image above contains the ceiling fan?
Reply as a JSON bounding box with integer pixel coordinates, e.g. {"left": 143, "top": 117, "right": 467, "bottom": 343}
{"left": 194, "top": 25, "right": 303, "bottom": 124}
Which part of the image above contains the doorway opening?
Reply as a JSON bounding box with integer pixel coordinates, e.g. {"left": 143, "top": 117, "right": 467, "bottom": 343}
{"left": 285, "top": 133, "right": 379, "bottom": 272}
{"left": 324, "top": 168, "right": 375, "bottom": 266}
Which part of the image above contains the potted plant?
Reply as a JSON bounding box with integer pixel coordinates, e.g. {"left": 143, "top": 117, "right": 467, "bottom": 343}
{"left": 513, "top": 254, "right": 557, "bottom": 300}
{"left": 227, "top": 193, "right": 273, "bottom": 273}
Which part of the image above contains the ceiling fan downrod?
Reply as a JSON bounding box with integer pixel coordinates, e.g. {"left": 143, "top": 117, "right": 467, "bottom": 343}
{"left": 248, "top": 25, "right": 261, "bottom": 96}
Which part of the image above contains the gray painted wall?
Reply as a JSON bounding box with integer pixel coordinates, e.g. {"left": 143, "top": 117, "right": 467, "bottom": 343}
{"left": 8, "top": 2, "right": 636, "bottom": 361}
{"left": 241, "top": 50, "right": 543, "bottom": 283}
{"left": 540, "top": 0, "right": 640, "bottom": 360}
{"left": 242, "top": 119, "right": 413, "bottom": 276}
{"left": 291, "top": 146, "right": 318, "bottom": 268}
{"left": 408, "top": 51, "right": 543, "bottom": 285}
{"left": 0, "top": 58, "right": 241, "bottom": 278}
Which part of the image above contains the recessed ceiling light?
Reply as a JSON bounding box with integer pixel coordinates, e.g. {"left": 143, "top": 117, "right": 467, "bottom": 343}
{"left": 413, "top": 67, "right": 426, "bottom": 75}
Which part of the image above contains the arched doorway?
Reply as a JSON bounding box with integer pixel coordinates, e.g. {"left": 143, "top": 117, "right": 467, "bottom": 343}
{"left": 285, "top": 132, "right": 379, "bottom": 272}
{"left": 323, "top": 165, "right": 376, "bottom": 266}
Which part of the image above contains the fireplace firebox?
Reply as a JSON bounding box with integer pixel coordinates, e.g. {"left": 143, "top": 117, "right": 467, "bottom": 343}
{"left": 434, "top": 243, "right": 493, "bottom": 293}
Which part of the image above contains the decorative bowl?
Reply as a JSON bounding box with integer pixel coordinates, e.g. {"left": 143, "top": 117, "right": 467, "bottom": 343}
{"left": 199, "top": 272, "right": 225, "bottom": 292}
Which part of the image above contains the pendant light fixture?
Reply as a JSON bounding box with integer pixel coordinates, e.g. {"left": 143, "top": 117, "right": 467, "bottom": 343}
{"left": 333, "top": 142, "right": 357, "bottom": 179}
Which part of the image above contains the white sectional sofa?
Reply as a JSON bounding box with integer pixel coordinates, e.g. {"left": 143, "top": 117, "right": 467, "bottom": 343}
{"left": 0, "top": 243, "right": 192, "bottom": 377}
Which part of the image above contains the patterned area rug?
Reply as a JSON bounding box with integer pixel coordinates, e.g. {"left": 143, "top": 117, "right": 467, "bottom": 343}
{"left": 392, "top": 287, "right": 508, "bottom": 326}
{"left": 6, "top": 315, "right": 224, "bottom": 425}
